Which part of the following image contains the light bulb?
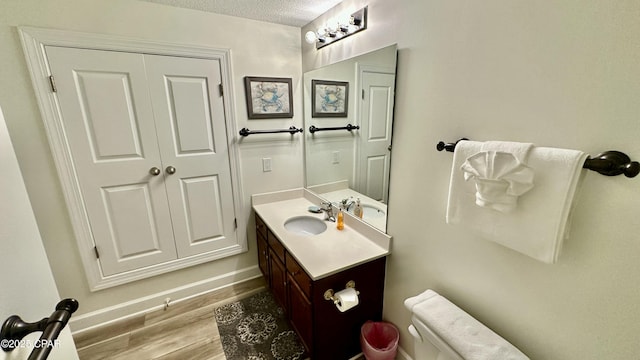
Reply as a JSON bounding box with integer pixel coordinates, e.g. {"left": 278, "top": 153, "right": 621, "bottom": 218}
{"left": 305, "top": 31, "right": 317, "bottom": 44}
{"left": 327, "top": 18, "right": 339, "bottom": 32}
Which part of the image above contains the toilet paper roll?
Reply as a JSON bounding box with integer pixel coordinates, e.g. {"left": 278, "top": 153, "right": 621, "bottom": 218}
{"left": 334, "top": 287, "right": 359, "bottom": 312}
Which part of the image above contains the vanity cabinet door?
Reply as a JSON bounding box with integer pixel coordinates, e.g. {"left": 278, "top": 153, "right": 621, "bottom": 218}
{"left": 256, "top": 230, "right": 269, "bottom": 283}
{"left": 256, "top": 215, "right": 267, "bottom": 239}
{"left": 269, "top": 248, "right": 287, "bottom": 312}
{"left": 287, "top": 272, "right": 313, "bottom": 354}
{"left": 286, "top": 253, "right": 312, "bottom": 299}
{"left": 268, "top": 230, "right": 286, "bottom": 261}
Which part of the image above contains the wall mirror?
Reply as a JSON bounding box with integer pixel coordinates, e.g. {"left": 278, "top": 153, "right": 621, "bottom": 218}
{"left": 303, "top": 44, "right": 397, "bottom": 233}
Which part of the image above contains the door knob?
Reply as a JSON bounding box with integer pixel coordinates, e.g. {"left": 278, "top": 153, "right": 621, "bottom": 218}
{"left": 149, "top": 167, "right": 161, "bottom": 176}
{"left": 165, "top": 166, "right": 176, "bottom": 175}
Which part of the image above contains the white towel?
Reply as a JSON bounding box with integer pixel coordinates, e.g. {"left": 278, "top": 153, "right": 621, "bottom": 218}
{"left": 446, "top": 140, "right": 588, "bottom": 263}
{"left": 481, "top": 141, "right": 534, "bottom": 163}
{"left": 462, "top": 153, "right": 533, "bottom": 212}
{"left": 405, "top": 289, "right": 529, "bottom": 360}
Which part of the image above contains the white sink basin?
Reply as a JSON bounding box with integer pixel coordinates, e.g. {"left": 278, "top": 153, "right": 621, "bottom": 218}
{"left": 362, "top": 204, "right": 386, "bottom": 219}
{"left": 349, "top": 204, "right": 386, "bottom": 220}
{"left": 284, "top": 216, "right": 327, "bottom": 236}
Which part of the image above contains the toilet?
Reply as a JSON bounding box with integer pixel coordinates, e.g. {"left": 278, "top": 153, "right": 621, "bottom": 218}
{"left": 404, "top": 289, "right": 529, "bottom": 360}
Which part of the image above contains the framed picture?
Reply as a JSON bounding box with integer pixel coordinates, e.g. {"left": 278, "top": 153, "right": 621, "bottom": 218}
{"left": 244, "top": 76, "right": 293, "bottom": 119}
{"left": 311, "top": 80, "right": 349, "bottom": 117}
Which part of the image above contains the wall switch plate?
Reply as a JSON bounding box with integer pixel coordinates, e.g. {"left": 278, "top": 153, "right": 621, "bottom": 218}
{"left": 262, "top": 158, "right": 272, "bottom": 172}
{"left": 332, "top": 151, "right": 340, "bottom": 164}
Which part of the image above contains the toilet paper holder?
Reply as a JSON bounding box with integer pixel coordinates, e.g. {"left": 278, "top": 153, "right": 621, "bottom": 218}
{"left": 324, "top": 280, "right": 359, "bottom": 304}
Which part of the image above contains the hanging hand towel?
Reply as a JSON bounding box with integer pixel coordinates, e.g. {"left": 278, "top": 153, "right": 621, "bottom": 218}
{"left": 405, "top": 289, "right": 530, "bottom": 360}
{"left": 446, "top": 140, "right": 588, "bottom": 263}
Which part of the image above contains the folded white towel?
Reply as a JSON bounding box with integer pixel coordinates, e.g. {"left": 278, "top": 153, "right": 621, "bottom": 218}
{"left": 462, "top": 151, "right": 535, "bottom": 212}
{"left": 405, "top": 289, "right": 529, "bottom": 360}
{"left": 446, "top": 140, "right": 588, "bottom": 263}
{"left": 480, "top": 141, "right": 533, "bottom": 163}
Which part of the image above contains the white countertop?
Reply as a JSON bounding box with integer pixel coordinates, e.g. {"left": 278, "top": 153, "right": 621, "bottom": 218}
{"left": 252, "top": 188, "right": 391, "bottom": 280}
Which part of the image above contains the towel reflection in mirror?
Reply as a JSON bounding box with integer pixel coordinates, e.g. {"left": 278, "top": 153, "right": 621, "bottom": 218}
{"left": 461, "top": 151, "right": 535, "bottom": 213}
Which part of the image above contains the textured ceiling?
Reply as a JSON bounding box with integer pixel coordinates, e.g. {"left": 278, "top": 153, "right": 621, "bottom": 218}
{"left": 139, "top": 0, "right": 344, "bottom": 27}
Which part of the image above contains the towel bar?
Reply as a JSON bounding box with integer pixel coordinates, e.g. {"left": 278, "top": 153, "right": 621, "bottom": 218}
{"left": 1, "top": 298, "right": 78, "bottom": 360}
{"left": 239, "top": 126, "right": 303, "bottom": 137}
{"left": 436, "top": 139, "right": 640, "bottom": 178}
{"left": 308, "top": 124, "right": 360, "bottom": 134}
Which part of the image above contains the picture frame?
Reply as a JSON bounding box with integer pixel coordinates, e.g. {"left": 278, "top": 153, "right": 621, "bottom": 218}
{"left": 244, "top": 76, "right": 294, "bottom": 119}
{"left": 311, "top": 80, "right": 349, "bottom": 117}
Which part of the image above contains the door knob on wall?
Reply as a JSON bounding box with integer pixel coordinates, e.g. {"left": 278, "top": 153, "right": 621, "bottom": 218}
{"left": 149, "top": 167, "right": 161, "bottom": 176}
{"left": 165, "top": 166, "right": 176, "bottom": 175}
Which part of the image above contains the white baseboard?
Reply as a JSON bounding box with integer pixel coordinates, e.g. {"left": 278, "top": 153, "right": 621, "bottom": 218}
{"left": 69, "top": 265, "right": 261, "bottom": 333}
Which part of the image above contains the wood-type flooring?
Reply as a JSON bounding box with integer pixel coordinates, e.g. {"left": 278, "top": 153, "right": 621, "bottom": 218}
{"left": 73, "top": 277, "right": 266, "bottom": 360}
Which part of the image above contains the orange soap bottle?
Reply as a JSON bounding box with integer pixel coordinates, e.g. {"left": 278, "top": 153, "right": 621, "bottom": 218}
{"left": 337, "top": 209, "right": 344, "bottom": 230}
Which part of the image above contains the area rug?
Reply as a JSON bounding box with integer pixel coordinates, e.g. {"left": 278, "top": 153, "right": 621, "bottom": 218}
{"left": 214, "top": 290, "right": 306, "bottom": 360}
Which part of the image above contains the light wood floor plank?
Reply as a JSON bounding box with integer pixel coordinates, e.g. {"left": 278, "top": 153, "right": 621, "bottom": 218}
{"left": 73, "top": 314, "right": 145, "bottom": 349}
{"left": 155, "top": 338, "right": 221, "bottom": 360}
{"left": 76, "top": 333, "right": 130, "bottom": 360}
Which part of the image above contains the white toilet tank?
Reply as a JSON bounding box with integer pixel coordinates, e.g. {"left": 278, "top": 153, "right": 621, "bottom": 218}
{"left": 404, "top": 289, "right": 529, "bottom": 360}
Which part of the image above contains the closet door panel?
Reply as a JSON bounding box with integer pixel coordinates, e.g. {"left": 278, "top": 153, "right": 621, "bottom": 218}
{"left": 45, "top": 46, "right": 178, "bottom": 276}
{"left": 144, "top": 55, "right": 238, "bottom": 258}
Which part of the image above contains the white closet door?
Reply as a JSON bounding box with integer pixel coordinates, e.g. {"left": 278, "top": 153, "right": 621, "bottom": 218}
{"left": 45, "top": 46, "right": 178, "bottom": 276}
{"left": 357, "top": 71, "right": 395, "bottom": 203}
{"left": 144, "top": 55, "right": 238, "bottom": 258}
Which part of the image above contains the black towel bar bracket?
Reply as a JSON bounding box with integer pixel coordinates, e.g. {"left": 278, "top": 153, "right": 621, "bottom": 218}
{"left": 239, "top": 126, "right": 303, "bottom": 137}
{"left": 309, "top": 124, "right": 360, "bottom": 134}
{"left": 1, "top": 298, "right": 78, "bottom": 359}
{"left": 436, "top": 139, "right": 640, "bottom": 178}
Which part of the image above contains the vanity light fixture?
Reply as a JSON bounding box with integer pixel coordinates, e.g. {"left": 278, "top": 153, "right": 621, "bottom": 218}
{"left": 305, "top": 6, "right": 368, "bottom": 49}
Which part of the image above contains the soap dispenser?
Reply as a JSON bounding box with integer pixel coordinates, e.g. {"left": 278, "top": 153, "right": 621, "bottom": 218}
{"left": 353, "top": 198, "right": 363, "bottom": 219}
{"left": 337, "top": 208, "right": 344, "bottom": 230}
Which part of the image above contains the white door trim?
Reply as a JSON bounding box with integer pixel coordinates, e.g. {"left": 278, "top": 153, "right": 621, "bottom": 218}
{"left": 19, "top": 26, "right": 246, "bottom": 291}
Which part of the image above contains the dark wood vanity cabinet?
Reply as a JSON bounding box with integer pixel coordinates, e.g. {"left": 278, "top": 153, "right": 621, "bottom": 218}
{"left": 256, "top": 216, "right": 269, "bottom": 279}
{"left": 255, "top": 214, "right": 386, "bottom": 359}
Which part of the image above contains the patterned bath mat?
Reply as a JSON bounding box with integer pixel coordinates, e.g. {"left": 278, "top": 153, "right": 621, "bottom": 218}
{"left": 214, "top": 290, "right": 306, "bottom": 360}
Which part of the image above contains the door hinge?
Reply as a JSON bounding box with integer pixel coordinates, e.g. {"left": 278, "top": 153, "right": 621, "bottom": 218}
{"left": 362, "top": 89, "right": 365, "bottom": 99}
{"left": 93, "top": 246, "right": 100, "bottom": 259}
{"left": 219, "top": 83, "right": 224, "bottom": 97}
{"left": 49, "top": 75, "right": 57, "bottom": 93}
{"left": 234, "top": 218, "right": 238, "bottom": 229}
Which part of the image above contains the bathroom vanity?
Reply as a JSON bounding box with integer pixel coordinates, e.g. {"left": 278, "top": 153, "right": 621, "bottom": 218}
{"left": 252, "top": 189, "right": 391, "bottom": 359}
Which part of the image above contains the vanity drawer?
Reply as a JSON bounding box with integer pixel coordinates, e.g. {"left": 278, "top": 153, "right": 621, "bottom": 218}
{"left": 286, "top": 253, "right": 312, "bottom": 300}
{"left": 255, "top": 215, "right": 267, "bottom": 239}
{"left": 268, "top": 231, "right": 286, "bottom": 263}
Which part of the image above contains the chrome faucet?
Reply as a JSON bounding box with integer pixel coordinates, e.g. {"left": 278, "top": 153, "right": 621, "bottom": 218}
{"left": 320, "top": 201, "right": 336, "bottom": 222}
{"left": 340, "top": 197, "right": 355, "bottom": 211}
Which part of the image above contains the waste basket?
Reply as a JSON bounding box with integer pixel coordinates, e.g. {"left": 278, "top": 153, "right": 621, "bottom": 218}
{"left": 360, "top": 321, "right": 399, "bottom": 360}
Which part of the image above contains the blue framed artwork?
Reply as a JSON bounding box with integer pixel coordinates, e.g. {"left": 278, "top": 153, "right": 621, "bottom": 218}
{"left": 244, "top": 76, "right": 294, "bottom": 119}
{"left": 311, "top": 79, "right": 349, "bottom": 118}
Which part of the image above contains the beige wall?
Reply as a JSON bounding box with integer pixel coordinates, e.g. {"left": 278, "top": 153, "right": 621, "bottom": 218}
{"left": 0, "top": 106, "right": 78, "bottom": 360}
{"left": 0, "top": 0, "right": 303, "bottom": 322}
{"left": 303, "top": 0, "right": 640, "bottom": 359}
